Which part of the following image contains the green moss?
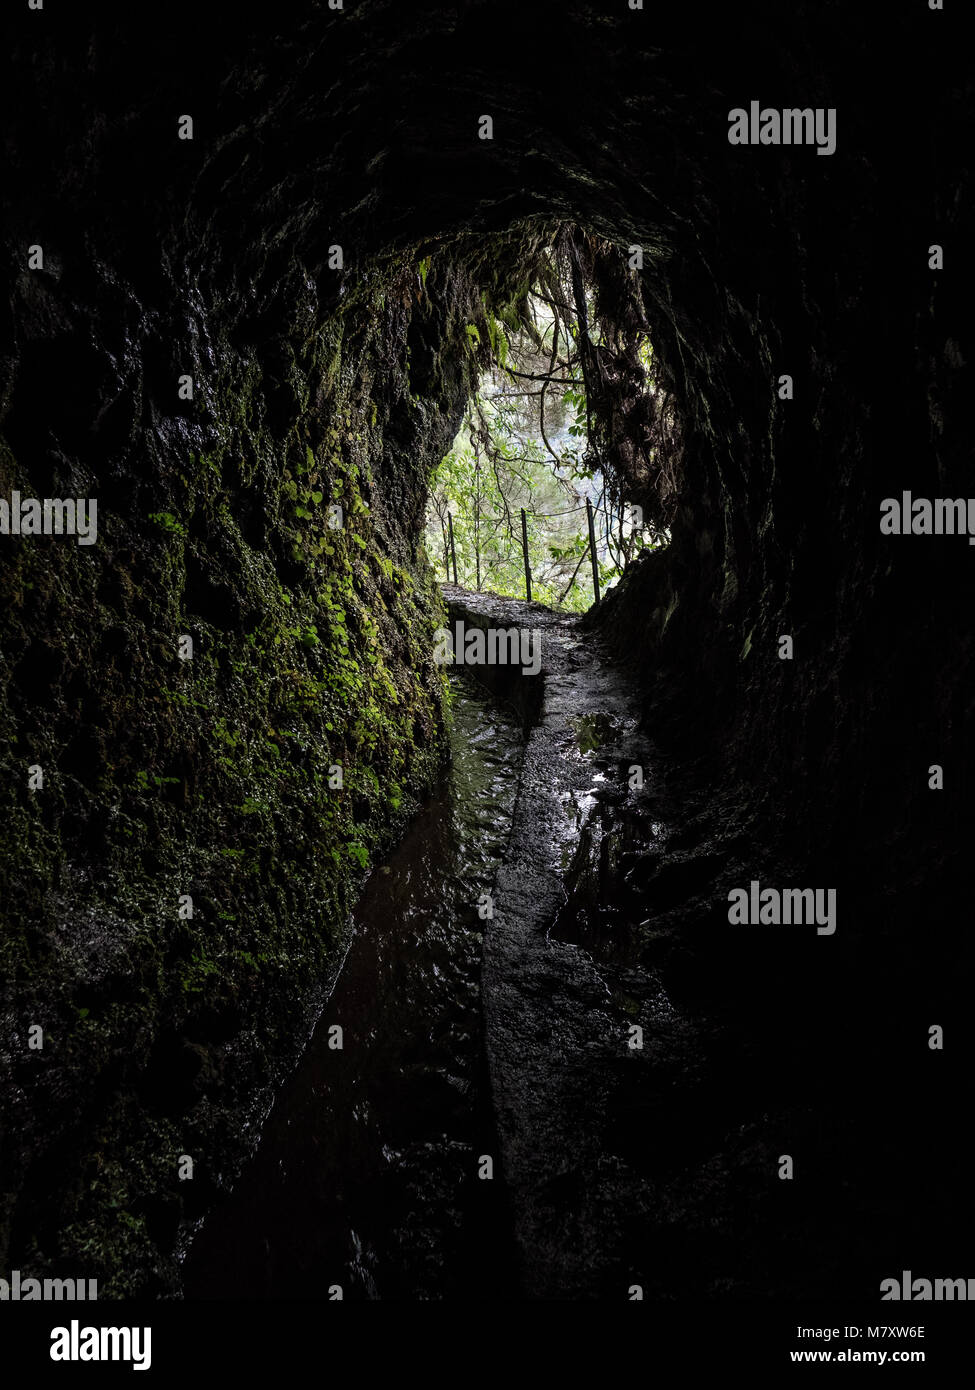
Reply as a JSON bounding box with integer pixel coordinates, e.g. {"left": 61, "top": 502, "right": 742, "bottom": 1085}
{"left": 0, "top": 231, "right": 532, "bottom": 1295}
{"left": 147, "top": 511, "right": 187, "bottom": 537}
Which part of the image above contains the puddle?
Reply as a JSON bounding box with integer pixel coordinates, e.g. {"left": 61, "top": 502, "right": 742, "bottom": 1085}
{"left": 570, "top": 712, "right": 623, "bottom": 754}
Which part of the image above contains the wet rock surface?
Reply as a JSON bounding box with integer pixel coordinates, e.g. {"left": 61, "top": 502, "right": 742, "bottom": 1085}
{"left": 450, "top": 586, "right": 659, "bottom": 1297}
{"left": 448, "top": 586, "right": 968, "bottom": 1300}
{"left": 181, "top": 671, "right": 522, "bottom": 1300}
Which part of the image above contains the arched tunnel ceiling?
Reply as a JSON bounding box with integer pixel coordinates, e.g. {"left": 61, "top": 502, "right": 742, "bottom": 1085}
{"left": 7, "top": 2, "right": 921, "bottom": 264}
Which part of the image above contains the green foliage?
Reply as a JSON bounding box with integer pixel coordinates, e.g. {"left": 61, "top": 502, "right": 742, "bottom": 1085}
{"left": 426, "top": 243, "right": 667, "bottom": 608}
{"left": 562, "top": 387, "right": 588, "bottom": 440}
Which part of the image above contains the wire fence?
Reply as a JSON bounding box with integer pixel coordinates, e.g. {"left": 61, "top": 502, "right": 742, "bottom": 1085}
{"left": 527, "top": 504, "right": 590, "bottom": 519}
{"left": 443, "top": 496, "right": 606, "bottom": 605}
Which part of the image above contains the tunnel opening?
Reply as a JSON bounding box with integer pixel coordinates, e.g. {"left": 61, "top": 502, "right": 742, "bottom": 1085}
{"left": 423, "top": 224, "right": 676, "bottom": 609}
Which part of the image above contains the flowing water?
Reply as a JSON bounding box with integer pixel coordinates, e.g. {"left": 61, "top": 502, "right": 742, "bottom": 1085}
{"left": 182, "top": 672, "right": 524, "bottom": 1300}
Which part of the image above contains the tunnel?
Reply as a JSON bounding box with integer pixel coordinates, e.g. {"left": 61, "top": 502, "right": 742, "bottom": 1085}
{"left": 0, "top": 0, "right": 971, "bottom": 1320}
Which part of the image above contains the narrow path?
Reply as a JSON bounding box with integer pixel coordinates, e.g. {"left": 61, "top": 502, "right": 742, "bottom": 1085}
{"left": 445, "top": 585, "right": 682, "bottom": 1297}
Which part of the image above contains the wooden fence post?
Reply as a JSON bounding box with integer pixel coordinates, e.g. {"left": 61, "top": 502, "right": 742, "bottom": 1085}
{"left": 520, "top": 507, "right": 532, "bottom": 602}
{"left": 586, "top": 497, "right": 600, "bottom": 604}
{"left": 447, "top": 511, "right": 458, "bottom": 585}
